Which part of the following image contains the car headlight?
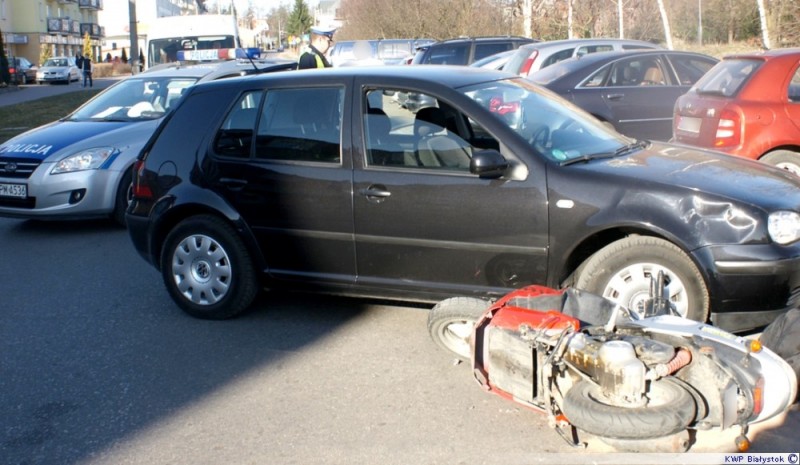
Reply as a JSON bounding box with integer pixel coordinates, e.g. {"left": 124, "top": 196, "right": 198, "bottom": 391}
{"left": 768, "top": 211, "right": 800, "bottom": 245}
{"left": 51, "top": 147, "right": 116, "bottom": 174}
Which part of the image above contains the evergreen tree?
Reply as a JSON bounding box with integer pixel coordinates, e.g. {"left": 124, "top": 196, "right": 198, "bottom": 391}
{"left": 121, "top": 48, "right": 128, "bottom": 64}
{"left": 287, "top": 0, "right": 313, "bottom": 38}
{"left": 0, "top": 27, "right": 11, "bottom": 86}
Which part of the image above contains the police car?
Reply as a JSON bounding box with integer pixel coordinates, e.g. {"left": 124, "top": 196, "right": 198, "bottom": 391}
{"left": 0, "top": 55, "right": 294, "bottom": 225}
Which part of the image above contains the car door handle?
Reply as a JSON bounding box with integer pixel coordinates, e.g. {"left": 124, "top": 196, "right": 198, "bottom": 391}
{"left": 360, "top": 186, "right": 391, "bottom": 202}
{"left": 219, "top": 178, "right": 248, "bottom": 191}
{"left": 605, "top": 93, "right": 625, "bottom": 100}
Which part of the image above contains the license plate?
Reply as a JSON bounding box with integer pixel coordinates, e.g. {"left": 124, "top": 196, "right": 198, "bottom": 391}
{"left": 0, "top": 183, "right": 27, "bottom": 198}
{"left": 677, "top": 116, "right": 702, "bottom": 133}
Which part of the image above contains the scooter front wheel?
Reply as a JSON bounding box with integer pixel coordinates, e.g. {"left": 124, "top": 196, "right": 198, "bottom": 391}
{"left": 427, "top": 297, "right": 489, "bottom": 361}
{"left": 562, "top": 378, "right": 696, "bottom": 440}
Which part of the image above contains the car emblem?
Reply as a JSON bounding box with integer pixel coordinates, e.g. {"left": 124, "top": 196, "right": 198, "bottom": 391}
{"left": 5, "top": 162, "right": 17, "bottom": 173}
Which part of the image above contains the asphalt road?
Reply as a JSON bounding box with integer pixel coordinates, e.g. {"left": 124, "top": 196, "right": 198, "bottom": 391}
{"left": 0, "top": 215, "right": 798, "bottom": 465}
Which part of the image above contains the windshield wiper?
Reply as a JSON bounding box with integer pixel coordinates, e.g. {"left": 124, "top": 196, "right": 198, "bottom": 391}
{"left": 560, "top": 140, "right": 649, "bottom": 166}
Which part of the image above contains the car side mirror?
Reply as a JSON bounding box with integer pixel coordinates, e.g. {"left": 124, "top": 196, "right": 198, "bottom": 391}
{"left": 470, "top": 149, "right": 509, "bottom": 179}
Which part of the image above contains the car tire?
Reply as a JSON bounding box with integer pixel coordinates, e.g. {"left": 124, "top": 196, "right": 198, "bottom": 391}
{"left": 111, "top": 167, "right": 133, "bottom": 226}
{"left": 161, "top": 215, "right": 259, "bottom": 320}
{"left": 427, "top": 297, "right": 489, "bottom": 361}
{"left": 761, "top": 150, "right": 800, "bottom": 176}
{"left": 575, "top": 236, "right": 709, "bottom": 322}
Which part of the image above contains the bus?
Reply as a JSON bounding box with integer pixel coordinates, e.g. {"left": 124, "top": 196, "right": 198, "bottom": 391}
{"left": 145, "top": 14, "right": 246, "bottom": 69}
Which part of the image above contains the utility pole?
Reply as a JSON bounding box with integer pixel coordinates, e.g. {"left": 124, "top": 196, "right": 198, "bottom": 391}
{"left": 128, "top": 0, "right": 140, "bottom": 73}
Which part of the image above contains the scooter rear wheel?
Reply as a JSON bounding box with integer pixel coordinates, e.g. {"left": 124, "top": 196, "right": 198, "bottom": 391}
{"left": 562, "top": 378, "right": 696, "bottom": 440}
{"left": 427, "top": 297, "right": 489, "bottom": 361}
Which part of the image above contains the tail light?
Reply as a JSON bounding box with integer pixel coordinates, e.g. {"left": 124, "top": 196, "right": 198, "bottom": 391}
{"left": 752, "top": 377, "right": 764, "bottom": 416}
{"left": 519, "top": 50, "right": 539, "bottom": 76}
{"left": 9, "top": 66, "right": 16, "bottom": 75}
{"left": 714, "top": 108, "right": 741, "bottom": 148}
{"left": 131, "top": 159, "right": 153, "bottom": 199}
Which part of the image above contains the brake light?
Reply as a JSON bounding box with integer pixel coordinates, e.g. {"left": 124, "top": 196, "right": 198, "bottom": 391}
{"left": 714, "top": 109, "right": 741, "bottom": 147}
{"left": 131, "top": 159, "right": 153, "bottom": 199}
{"left": 519, "top": 51, "right": 539, "bottom": 76}
{"left": 9, "top": 66, "right": 16, "bottom": 74}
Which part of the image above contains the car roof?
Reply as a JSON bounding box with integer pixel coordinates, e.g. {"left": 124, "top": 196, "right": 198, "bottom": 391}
{"left": 517, "top": 38, "right": 660, "bottom": 50}
{"left": 722, "top": 47, "right": 800, "bottom": 60}
{"left": 199, "top": 64, "right": 514, "bottom": 91}
{"left": 547, "top": 49, "right": 711, "bottom": 70}
{"left": 141, "top": 58, "right": 296, "bottom": 81}
{"left": 431, "top": 36, "right": 537, "bottom": 44}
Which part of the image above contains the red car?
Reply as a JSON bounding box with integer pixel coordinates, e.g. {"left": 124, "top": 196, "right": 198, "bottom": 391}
{"left": 673, "top": 48, "right": 800, "bottom": 173}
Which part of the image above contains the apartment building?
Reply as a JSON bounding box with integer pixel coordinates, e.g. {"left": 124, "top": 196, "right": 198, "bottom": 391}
{"left": 1, "top": 0, "right": 103, "bottom": 64}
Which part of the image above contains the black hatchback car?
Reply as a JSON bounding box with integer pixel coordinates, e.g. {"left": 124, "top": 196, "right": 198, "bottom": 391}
{"left": 531, "top": 50, "right": 718, "bottom": 141}
{"left": 127, "top": 66, "right": 800, "bottom": 332}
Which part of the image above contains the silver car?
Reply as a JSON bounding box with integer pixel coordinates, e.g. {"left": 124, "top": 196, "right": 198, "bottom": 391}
{"left": 0, "top": 58, "right": 295, "bottom": 225}
{"left": 504, "top": 38, "right": 661, "bottom": 77}
{"left": 35, "top": 56, "right": 80, "bottom": 84}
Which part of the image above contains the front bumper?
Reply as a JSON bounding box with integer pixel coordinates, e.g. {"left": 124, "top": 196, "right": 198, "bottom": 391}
{"left": 0, "top": 167, "right": 122, "bottom": 220}
{"left": 695, "top": 243, "right": 800, "bottom": 332}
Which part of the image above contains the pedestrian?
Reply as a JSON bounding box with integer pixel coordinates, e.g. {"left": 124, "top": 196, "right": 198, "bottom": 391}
{"left": 297, "top": 26, "right": 336, "bottom": 70}
{"left": 81, "top": 54, "right": 93, "bottom": 88}
{"left": 75, "top": 53, "right": 83, "bottom": 70}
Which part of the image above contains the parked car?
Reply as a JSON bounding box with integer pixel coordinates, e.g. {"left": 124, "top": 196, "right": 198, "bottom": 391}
{"left": 469, "top": 49, "right": 517, "bottom": 70}
{"left": 532, "top": 50, "right": 718, "bottom": 141}
{"left": 0, "top": 58, "right": 294, "bottom": 225}
{"left": 411, "top": 36, "right": 537, "bottom": 66}
{"left": 127, "top": 65, "right": 800, "bottom": 333}
{"left": 673, "top": 48, "right": 800, "bottom": 174}
{"left": 330, "top": 39, "right": 434, "bottom": 67}
{"left": 504, "top": 38, "right": 662, "bottom": 78}
{"left": 8, "top": 57, "right": 37, "bottom": 85}
{"left": 35, "top": 56, "right": 80, "bottom": 84}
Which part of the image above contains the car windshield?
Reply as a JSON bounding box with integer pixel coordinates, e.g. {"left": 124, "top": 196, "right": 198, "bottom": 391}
{"left": 44, "top": 58, "right": 69, "bottom": 67}
{"left": 691, "top": 58, "right": 762, "bottom": 97}
{"left": 460, "top": 78, "right": 629, "bottom": 163}
{"left": 67, "top": 77, "right": 198, "bottom": 122}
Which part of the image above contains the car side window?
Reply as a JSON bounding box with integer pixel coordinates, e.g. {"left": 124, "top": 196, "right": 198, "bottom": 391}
{"left": 427, "top": 43, "right": 469, "bottom": 65}
{"left": 474, "top": 43, "right": 511, "bottom": 62}
{"left": 213, "top": 91, "right": 263, "bottom": 158}
{"left": 607, "top": 57, "right": 665, "bottom": 87}
{"left": 363, "top": 88, "right": 498, "bottom": 172}
{"left": 255, "top": 87, "right": 344, "bottom": 163}
{"left": 790, "top": 66, "right": 800, "bottom": 103}
{"left": 670, "top": 55, "right": 717, "bottom": 86}
{"left": 541, "top": 48, "right": 575, "bottom": 69}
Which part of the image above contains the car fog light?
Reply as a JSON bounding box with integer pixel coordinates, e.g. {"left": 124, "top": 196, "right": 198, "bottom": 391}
{"left": 768, "top": 211, "right": 800, "bottom": 245}
{"left": 69, "top": 189, "right": 86, "bottom": 204}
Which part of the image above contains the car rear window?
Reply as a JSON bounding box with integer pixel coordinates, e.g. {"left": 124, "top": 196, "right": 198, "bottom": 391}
{"left": 692, "top": 58, "right": 762, "bottom": 97}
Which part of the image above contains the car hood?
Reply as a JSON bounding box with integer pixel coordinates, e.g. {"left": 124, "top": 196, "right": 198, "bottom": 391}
{"left": 578, "top": 141, "right": 800, "bottom": 210}
{"left": 0, "top": 120, "right": 157, "bottom": 162}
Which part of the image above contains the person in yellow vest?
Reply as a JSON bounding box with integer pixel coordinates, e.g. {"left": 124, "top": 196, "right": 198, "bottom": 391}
{"left": 297, "top": 26, "right": 336, "bottom": 69}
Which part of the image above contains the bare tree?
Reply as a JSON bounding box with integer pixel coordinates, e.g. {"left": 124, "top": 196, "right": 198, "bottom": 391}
{"left": 756, "top": 0, "right": 771, "bottom": 48}
{"left": 656, "top": 0, "right": 674, "bottom": 48}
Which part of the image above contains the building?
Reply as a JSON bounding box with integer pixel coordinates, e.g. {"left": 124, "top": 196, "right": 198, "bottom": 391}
{"left": 1, "top": 0, "right": 104, "bottom": 64}
{"left": 314, "top": 0, "right": 341, "bottom": 30}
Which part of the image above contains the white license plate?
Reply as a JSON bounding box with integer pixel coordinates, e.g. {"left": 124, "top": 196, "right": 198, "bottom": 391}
{"left": 677, "top": 116, "right": 702, "bottom": 133}
{"left": 0, "top": 183, "right": 27, "bottom": 198}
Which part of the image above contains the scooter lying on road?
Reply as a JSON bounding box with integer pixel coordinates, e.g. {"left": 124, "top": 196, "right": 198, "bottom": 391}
{"left": 427, "top": 275, "right": 798, "bottom": 452}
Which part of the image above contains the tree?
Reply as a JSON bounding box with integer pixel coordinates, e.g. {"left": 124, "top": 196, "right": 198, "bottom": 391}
{"left": 656, "top": 0, "right": 674, "bottom": 49}
{"left": 0, "top": 27, "right": 10, "bottom": 86}
{"left": 83, "top": 32, "right": 92, "bottom": 59}
{"left": 287, "top": 0, "right": 313, "bottom": 37}
{"left": 121, "top": 48, "right": 128, "bottom": 64}
{"left": 756, "top": 0, "right": 770, "bottom": 48}
{"left": 39, "top": 44, "right": 52, "bottom": 68}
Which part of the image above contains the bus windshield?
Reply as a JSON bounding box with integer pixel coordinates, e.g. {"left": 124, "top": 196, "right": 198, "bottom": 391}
{"left": 149, "top": 35, "right": 236, "bottom": 66}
